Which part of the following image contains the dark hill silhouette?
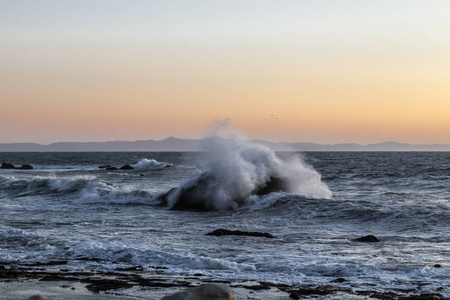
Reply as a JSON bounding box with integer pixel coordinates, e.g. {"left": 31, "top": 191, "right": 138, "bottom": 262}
{"left": 1, "top": 138, "right": 449, "bottom": 152}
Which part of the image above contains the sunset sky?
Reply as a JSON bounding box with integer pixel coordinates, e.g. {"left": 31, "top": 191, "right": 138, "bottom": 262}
{"left": 1, "top": 0, "right": 449, "bottom": 145}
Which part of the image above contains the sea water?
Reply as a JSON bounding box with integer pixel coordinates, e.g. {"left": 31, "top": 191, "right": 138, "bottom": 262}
{"left": 0, "top": 145, "right": 449, "bottom": 298}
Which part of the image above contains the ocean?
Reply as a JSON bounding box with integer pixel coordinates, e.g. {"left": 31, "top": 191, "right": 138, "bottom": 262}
{"left": 1, "top": 139, "right": 449, "bottom": 299}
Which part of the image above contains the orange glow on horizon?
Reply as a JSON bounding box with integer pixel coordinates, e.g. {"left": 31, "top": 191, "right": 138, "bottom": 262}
{"left": 1, "top": 1, "right": 450, "bottom": 144}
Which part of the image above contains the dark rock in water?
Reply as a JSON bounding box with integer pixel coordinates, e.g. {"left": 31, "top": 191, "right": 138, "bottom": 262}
{"left": 161, "top": 283, "right": 236, "bottom": 300}
{"left": 18, "top": 164, "right": 33, "bottom": 170}
{"left": 98, "top": 165, "right": 112, "bottom": 169}
{"left": 158, "top": 171, "right": 290, "bottom": 211}
{"left": 434, "top": 264, "right": 442, "bottom": 268}
{"left": 332, "top": 278, "right": 347, "bottom": 283}
{"left": 256, "top": 176, "right": 289, "bottom": 195}
{"left": 1, "top": 162, "right": 15, "bottom": 169}
{"left": 207, "top": 229, "right": 275, "bottom": 239}
{"left": 163, "top": 172, "right": 223, "bottom": 211}
{"left": 353, "top": 235, "right": 380, "bottom": 243}
{"left": 105, "top": 167, "right": 118, "bottom": 170}
{"left": 28, "top": 296, "right": 50, "bottom": 300}
{"left": 120, "top": 165, "right": 134, "bottom": 170}
{"left": 158, "top": 188, "right": 175, "bottom": 207}
{"left": 1, "top": 163, "right": 33, "bottom": 170}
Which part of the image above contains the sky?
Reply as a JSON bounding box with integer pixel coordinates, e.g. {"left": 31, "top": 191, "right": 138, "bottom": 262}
{"left": 1, "top": 0, "right": 450, "bottom": 145}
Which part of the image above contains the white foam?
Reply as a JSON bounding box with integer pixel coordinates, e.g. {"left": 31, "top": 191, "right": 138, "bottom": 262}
{"left": 186, "top": 255, "right": 256, "bottom": 271}
{"left": 167, "top": 133, "right": 332, "bottom": 210}
{"left": 0, "top": 175, "right": 21, "bottom": 186}
{"left": 131, "top": 158, "right": 172, "bottom": 170}
{"left": 47, "top": 175, "right": 98, "bottom": 192}
{"left": 69, "top": 241, "right": 255, "bottom": 273}
{"left": 0, "top": 175, "right": 157, "bottom": 205}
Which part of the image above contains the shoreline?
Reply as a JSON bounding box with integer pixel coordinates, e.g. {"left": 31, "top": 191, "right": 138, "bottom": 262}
{"left": 0, "top": 263, "right": 445, "bottom": 300}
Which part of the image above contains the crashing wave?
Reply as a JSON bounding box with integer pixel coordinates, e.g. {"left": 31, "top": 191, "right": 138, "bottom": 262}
{"left": 131, "top": 158, "right": 172, "bottom": 170}
{"left": 159, "top": 136, "right": 331, "bottom": 211}
{"left": 0, "top": 175, "right": 155, "bottom": 205}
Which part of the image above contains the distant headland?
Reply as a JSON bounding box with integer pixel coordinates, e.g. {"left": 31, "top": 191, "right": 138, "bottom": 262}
{"left": 1, "top": 137, "right": 450, "bottom": 152}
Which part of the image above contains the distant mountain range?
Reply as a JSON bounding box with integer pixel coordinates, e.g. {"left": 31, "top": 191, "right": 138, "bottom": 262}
{"left": 1, "top": 137, "right": 449, "bottom": 152}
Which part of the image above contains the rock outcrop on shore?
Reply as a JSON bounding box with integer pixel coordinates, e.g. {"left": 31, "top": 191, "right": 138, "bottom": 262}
{"left": 0, "top": 263, "right": 445, "bottom": 300}
{"left": 28, "top": 295, "right": 49, "bottom": 300}
{"left": 161, "top": 283, "right": 236, "bottom": 300}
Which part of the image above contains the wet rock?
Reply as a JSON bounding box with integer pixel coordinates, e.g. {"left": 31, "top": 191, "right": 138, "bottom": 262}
{"left": 39, "top": 274, "right": 78, "bottom": 281}
{"left": 289, "top": 287, "right": 336, "bottom": 299}
{"left": 23, "top": 260, "right": 68, "bottom": 267}
{"left": 255, "top": 176, "right": 289, "bottom": 195}
{"left": 161, "top": 283, "right": 236, "bottom": 300}
{"left": 82, "top": 278, "right": 134, "bottom": 293}
{"left": 413, "top": 294, "right": 444, "bottom": 300}
{"left": 1, "top": 163, "right": 34, "bottom": 170}
{"left": 165, "top": 172, "right": 220, "bottom": 211}
{"left": 207, "top": 229, "right": 275, "bottom": 239}
{"left": 1, "top": 162, "right": 15, "bottom": 169}
{"left": 158, "top": 171, "right": 290, "bottom": 211}
{"left": 244, "top": 283, "right": 271, "bottom": 291}
{"left": 353, "top": 235, "right": 380, "bottom": 242}
{"left": 120, "top": 165, "right": 134, "bottom": 170}
{"left": 18, "top": 164, "right": 33, "bottom": 170}
{"left": 28, "top": 296, "right": 50, "bottom": 300}
{"left": 98, "top": 165, "right": 112, "bottom": 169}
{"left": 332, "top": 278, "right": 347, "bottom": 283}
{"left": 0, "top": 265, "right": 25, "bottom": 279}
{"left": 355, "top": 291, "right": 445, "bottom": 300}
{"left": 105, "top": 167, "right": 118, "bottom": 170}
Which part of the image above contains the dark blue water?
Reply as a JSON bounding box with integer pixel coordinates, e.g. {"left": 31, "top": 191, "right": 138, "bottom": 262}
{"left": 1, "top": 149, "right": 449, "bottom": 298}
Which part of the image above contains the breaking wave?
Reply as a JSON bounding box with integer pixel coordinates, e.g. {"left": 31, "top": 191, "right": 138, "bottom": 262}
{"left": 160, "top": 135, "right": 331, "bottom": 211}
{"left": 131, "top": 158, "right": 172, "bottom": 170}
{"left": 0, "top": 175, "right": 156, "bottom": 205}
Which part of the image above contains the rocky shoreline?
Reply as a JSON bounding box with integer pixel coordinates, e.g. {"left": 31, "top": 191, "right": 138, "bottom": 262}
{"left": 0, "top": 262, "right": 445, "bottom": 299}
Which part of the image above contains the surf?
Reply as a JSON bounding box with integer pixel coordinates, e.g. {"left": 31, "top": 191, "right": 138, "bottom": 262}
{"left": 159, "top": 134, "right": 332, "bottom": 211}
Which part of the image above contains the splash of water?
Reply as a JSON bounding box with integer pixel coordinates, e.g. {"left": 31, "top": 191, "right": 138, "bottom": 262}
{"left": 161, "top": 132, "right": 332, "bottom": 211}
{"left": 131, "top": 158, "right": 172, "bottom": 170}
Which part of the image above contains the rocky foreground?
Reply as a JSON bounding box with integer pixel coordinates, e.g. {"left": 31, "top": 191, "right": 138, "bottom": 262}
{"left": 0, "top": 261, "right": 445, "bottom": 300}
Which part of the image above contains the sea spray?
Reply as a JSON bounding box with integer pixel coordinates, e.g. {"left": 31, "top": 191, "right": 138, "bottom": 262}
{"left": 131, "top": 158, "right": 172, "bottom": 170}
{"left": 161, "top": 135, "right": 332, "bottom": 211}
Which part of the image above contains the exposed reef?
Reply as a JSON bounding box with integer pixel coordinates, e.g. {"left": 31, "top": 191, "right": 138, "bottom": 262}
{"left": 1, "top": 162, "right": 33, "bottom": 170}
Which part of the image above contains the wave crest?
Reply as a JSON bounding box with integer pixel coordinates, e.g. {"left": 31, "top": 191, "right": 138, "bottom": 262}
{"left": 160, "top": 136, "right": 331, "bottom": 211}
{"left": 0, "top": 175, "right": 156, "bottom": 205}
{"left": 131, "top": 158, "right": 172, "bottom": 170}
